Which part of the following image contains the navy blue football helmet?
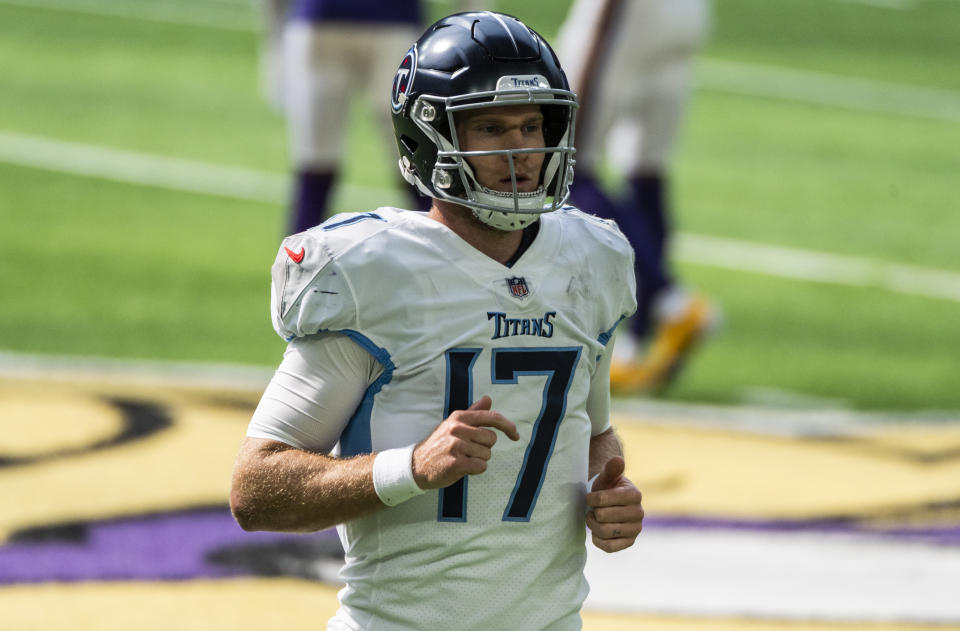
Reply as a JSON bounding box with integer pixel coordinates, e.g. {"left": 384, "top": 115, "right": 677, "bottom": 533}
{"left": 391, "top": 11, "right": 578, "bottom": 230}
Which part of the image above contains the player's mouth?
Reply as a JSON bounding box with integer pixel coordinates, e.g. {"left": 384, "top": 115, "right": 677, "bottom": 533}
{"left": 498, "top": 174, "right": 536, "bottom": 192}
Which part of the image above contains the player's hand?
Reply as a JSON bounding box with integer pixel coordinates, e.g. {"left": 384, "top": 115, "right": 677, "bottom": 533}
{"left": 412, "top": 395, "right": 519, "bottom": 490}
{"left": 585, "top": 456, "right": 644, "bottom": 553}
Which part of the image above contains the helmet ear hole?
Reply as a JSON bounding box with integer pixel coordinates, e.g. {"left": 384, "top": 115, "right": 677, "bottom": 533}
{"left": 400, "top": 135, "right": 419, "bottom": 154}
{"left": 541, "top": 104, "right": 569, "bottom": 147}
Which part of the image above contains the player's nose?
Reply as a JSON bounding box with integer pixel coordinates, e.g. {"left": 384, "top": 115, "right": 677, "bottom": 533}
{"left": 501, "top": 126, "right": 529, "bottom": 149}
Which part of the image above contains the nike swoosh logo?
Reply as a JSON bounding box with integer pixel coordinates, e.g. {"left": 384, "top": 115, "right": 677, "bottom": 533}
{"left": 284, "top": 246, "right": 305, "bottom": 264}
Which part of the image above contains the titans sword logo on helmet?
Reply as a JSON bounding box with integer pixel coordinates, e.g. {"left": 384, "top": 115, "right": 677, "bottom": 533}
{"left": 392, "top": 45, "right": 417, "bottom": 113}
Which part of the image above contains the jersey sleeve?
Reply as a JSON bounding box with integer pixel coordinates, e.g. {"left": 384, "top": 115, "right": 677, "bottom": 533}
{"left": 604, "top": 219, "right": 639, "bottom": 329}
{"left": 560, "top": 209, "right": 636, "bottom": 435}
{"left": 246, "top": 333, "right": 384, "bottom": 452}
{"left": 270, "top": 230, "right": 357, "bottom": 341}
{"left": 586, "top": 330, "right": 615, "bottom": 436}
{"left": 566, "top": 208, "right": 638, "bottom": 334}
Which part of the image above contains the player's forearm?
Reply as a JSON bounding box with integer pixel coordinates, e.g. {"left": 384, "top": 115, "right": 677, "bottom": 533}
{"left": 588, "top": 427, "right": 623, "bottom": 479}
{"left": 230, "top": 438, "right": 383, "bottom": 533}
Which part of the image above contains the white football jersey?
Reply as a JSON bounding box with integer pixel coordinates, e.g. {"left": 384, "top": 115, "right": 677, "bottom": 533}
{"left": 271, "top": 207, "right": 636, "bottom": 631}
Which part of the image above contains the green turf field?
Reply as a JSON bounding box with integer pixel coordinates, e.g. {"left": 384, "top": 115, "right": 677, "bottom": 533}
{"left": 1, "top": 0, "right": 958, "bottom": 411}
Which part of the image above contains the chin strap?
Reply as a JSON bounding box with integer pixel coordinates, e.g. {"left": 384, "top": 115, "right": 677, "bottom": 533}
{"left": 469, "top": 184, "right": 547, "bottom": 231}
{"left": 472, "top": 183, "right": 546, "bottom": 210}
{"left": 399, "top": 157, "right": 435, "bottom": 199}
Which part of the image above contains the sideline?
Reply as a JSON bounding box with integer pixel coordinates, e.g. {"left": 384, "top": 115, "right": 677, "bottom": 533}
{"left": 0, "top": 351, "right": 275, "bottom": 393}
{"left": 2, "top": 350, "right": 957, "bottom": 425}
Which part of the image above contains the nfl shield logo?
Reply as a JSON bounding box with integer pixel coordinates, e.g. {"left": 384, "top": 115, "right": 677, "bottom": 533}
{"left": 506, "top": 276, "right": 530, "bottom": 298}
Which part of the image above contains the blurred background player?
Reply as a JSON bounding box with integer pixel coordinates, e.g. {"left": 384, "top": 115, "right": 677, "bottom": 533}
{"left": 556, "top": 0, "right": 719, "bottom": 392}
{"left": 257, "top": 0, "right": 487, "bottom": 235}
{"left": 256, "top": 0, "right": 428, "bottom": 234}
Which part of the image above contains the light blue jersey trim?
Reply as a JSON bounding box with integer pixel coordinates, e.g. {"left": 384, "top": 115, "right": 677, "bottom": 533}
{"left": 321, "top": 212, "right": 386, "bottom": 231}
{"left": 334, "top": 329, "right": 395, "bottom": 457}
{"left": 597, "top": 315, "right": 626, "bottom": 347}
{"left": 596, "top": 315, "right": 626, "bottom": 361}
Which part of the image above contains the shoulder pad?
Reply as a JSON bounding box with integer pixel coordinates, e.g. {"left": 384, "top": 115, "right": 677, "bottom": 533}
{"left": 271, "top": 210, "right": 402, "bottom": 340}
{"left": 556, "top": 207, "right": 638, "bottom": 326}
{"left": 270, "top": 231, "right": 351, "bottom": 341}
{"left": 559, "top": 206, "right": 634, "bottom": 258}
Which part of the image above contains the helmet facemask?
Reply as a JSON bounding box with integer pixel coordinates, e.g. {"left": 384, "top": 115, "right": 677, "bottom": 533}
{"left": 404, "top": 82, "right": 577, "bottom": 231}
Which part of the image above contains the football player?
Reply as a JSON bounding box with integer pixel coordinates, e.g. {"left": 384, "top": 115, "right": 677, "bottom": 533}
{"left": 556, "top": 0, "right": 720, "bottom": 392}
{"left": 231, "top": 11, "right": 645, "bottom": 631}
{"left": 258, "top": 0, "right": 428, "bottom": 235}
{"left": 258, "top": 0, "right": 488, "bottom": 235}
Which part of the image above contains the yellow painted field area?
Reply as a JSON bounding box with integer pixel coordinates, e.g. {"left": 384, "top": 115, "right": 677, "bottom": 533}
{"left": 1, "top": 375, "right": 958, "bottom": 630}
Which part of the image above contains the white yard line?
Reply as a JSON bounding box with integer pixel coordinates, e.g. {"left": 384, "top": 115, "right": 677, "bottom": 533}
{"left": 839, "top": 0, "right": 916, "bottom": 9}
{"left": 0, "top": 0, "right": 254, "bottom": 31}
{"left": 676, "top": 233, "right": 960, "bottom": 303}
{"left": 696, "top": 58, "right": 960, "bottom": 124}
{"left": 0, "top": 131, "right": 287, "bottom": 204}
{"left": 4, "top": 130, "right": 959, "bottom": 304}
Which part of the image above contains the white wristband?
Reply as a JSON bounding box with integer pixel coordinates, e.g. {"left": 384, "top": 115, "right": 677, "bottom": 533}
{"left": 373, "top": 444, "right": 425, "bottom": 507}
